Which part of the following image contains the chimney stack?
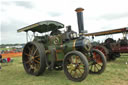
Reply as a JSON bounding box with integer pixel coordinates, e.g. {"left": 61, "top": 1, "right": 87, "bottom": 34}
{"left": 75, "top": 8, "right": 84, "bottom": 34}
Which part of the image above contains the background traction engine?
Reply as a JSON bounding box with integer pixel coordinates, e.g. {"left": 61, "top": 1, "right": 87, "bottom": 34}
{"left": 17, "top": 8, "right": 107, "bottom": 82}
{"left": 84, "top": 27, "right": 128, "bottom": 61}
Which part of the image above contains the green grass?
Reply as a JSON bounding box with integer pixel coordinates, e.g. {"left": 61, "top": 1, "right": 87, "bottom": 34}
{"left": 0, "top": 48, "right": 12, "bottom": 51}
{"left": 0, "top": 55, "right": 128, "bottom": 85}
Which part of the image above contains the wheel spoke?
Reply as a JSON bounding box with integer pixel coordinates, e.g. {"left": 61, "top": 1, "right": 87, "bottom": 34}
{"left": 79, "top": 63, "right": 84, "bottom": 66}
{"left": 94, "top": 65, "right": 97, "bottom": 72}
{"left": 33, "top": 48, "right": 38, "bottom": 56}
{"left": 91, "top": 65, "right": 93, "bottom": 72}
{"left": 90, "top": 65, "right": 93, "bottom": 71}
{"left": 27, "top": 46, "right": 31, "bottom": 52}
{"left": 93, "top": 65, "right": 95, "bottom": 72}
{"left": 71, "top": 56, "right": 74, "bottom": 63}
{"left": 74, "top": 70, "right": 78, "bottom": 78}
{"left": 78, "top": 63, "right": 85, "bottom": 69}
{"left": 25, "top": 60, "right": 31, "bottom": 64}
{"left": 37, "top": 58, "right": 40, "bottom": 60}
{"left": 97, "top": 63, "right": 102, "bottom": 67}
{"left": 78, "top": 67, "right": 84, "bottom": 69}
{"left": 30, "top": 45, "right": 35, "bottom": 55}
{"left": 24, "top": 52, "right": 31, "bottom": 57}
{"left": 95, "top": 64, "right": 100, "bottom": 71}
{"left": 70, "top": 69, "right": 73, "bottom": 74}
{"left": 34, "top": 60, "right": 40, "bottom": 64}
{"left": 78, "top": 68, "right": 82, "bottom": 74}
{"left": 34, "top": 55, "right": 39, "bottom": 58}
{"left": 75, "top": 56, "right": 79, "bottom": 64}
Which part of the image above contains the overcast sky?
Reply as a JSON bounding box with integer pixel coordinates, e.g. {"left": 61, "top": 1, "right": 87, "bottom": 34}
{"left": 1, "top": 0, "right": 128, "bottom": 44}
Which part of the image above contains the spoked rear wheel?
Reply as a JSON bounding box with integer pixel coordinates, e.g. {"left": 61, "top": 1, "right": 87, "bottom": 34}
{"left": 22, "top": 42, "right": 46, "bottom": 76}
{"left": 63, "top": 51, "right": 89, "bottom": 82}
{"left": 89, "top": 49, "right": 107, "bottom": 74}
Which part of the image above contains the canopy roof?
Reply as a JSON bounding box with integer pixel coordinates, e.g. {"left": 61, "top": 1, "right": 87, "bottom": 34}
{"left": 17, "top": 20, "right": 64, "bottom": 33}
{"left": 84, "top": 27, "right": 128, "bottom": 36}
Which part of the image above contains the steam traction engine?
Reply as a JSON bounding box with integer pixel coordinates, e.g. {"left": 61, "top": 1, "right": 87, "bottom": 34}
{"left": 17, "top": 8, "right": 106, "bottom": 82}
{"left": 84, "top": 27, "right": 128, "bottom": 60}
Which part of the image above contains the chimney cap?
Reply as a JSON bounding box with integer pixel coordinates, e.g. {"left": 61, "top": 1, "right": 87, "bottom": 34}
{"left": 75, "top": 8, "right": 84, "bottom": 12}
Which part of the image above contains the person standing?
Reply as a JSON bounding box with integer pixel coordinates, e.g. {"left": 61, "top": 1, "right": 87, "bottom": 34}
{"left": 0, "top": 54, "right": 2, "bottom": 70}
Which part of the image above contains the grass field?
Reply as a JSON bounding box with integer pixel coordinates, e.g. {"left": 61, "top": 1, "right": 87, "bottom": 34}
{"left": 0, "top": 54, "right": 128, "bottom": 85}
{"left": 0, "top": 48, "right": 9, "bottom": 50}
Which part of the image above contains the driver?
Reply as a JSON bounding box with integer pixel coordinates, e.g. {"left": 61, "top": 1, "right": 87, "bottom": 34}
{"left": 50, "top": 29, "right": 61, "bottom": 36}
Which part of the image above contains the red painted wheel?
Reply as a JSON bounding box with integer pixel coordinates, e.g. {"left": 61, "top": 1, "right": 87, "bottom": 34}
{"left": 93, "top": 45, "right": 109, "bottom": 60}
{"left": 89, "top": 49, "right": 107, "bottom": 74}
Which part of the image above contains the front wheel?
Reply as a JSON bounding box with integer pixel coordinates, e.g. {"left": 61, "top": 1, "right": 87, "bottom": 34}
{"left": 89, "top": 49, "right": 107, "bottom": 74}
{"left": 63, "top": 51, "right": 89, "bottom": 82}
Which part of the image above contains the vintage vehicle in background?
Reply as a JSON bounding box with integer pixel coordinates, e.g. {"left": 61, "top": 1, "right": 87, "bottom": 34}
{"left": 84, "top": 27, "right": 128, "bottom": 60}
{"left": 17, "top": 8, "right": 106, "bottom": 82}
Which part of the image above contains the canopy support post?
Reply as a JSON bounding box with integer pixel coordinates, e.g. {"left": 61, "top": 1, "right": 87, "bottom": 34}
{"left": 26, "top": 32, "right": 28, "bottom": 42}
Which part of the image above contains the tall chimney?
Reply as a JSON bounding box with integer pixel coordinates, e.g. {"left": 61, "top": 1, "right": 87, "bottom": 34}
{"left": 75, "top": 8, "right": 84, "bottom": 34}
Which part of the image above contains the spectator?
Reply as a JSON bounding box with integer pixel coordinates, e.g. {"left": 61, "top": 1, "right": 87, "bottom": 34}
{"left": 0, "top": 54, "right": 2, "bottom": 70}
{"left": 0, "top": 54, "right": 2, "bottom": 61}
{"left": 117, "top": 38, "right": 121, "bottom": 43}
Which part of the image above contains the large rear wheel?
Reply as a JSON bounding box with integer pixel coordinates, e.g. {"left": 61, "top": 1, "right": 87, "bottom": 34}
{"left": 63, "top": 51, "right": 89, "bottom": 82}
{"left": 22, "top": 42, "right": 46, "bottom": 76}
